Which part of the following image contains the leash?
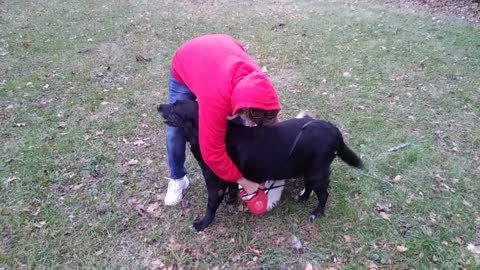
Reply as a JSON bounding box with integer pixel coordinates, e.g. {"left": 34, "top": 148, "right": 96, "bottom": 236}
{"left": 239, "top": 180, "right": 286, "bottom": 200}
{"left": 288, "top": 120, "right": 316, "bottom": 159}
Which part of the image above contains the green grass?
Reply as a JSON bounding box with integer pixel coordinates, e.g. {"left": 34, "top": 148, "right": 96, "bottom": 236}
{"left": 1, "top": 0, "right": 479, "bottom": 268}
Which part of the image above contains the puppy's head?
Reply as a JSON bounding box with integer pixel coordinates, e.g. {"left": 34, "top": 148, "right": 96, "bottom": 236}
{"left": 157, "top": 100, "right": 199, "bottom": 137}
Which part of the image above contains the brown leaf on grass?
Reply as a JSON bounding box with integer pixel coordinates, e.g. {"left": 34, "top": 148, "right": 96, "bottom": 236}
{"left": 22, "top": 38, "right": 29, "bottom": 49}
{"left": 126, "top": 159, "right": 139, "bottom": 166}
{"left": 340, "top": 234, "right": 352, "bottom": 243}
{"left": 58, "top": 122, "right": 66, "bottom": 129}
{"left": 95, "top": 130, "right": 105, "bottom": 136}
{"left": 421, "top": 224, "right": 433, "bottom": 237}
{"left": 135, "top": 53, "right": 152, "bottom": 63}
{"left": 190, "top": 246, "right": 205, "bottom": 260}
{"left": 84, "top": 134, "right": 92, "bottom": 141}
{"left": 342, "top": 71, "right": 351, "bottom": 78}
{"left": 4, "top": 176, "right": 19, "bottom": 183}
{"left": 134, "top": 139, "right": 145, "bottom": 146}
{"left": 374, "top": 199, "right": 392, "bottom": 212}
{"left": 134, "top": 203, "right": 146, "bottom": 216}
{"left": 167, "top": 237, "right": 182, "bottom": 252}
{"left": 70, "top": 183, "right": 84, "bottom": 191}
{"left": 351, "top": 191, "right": 361, "bottom": 200}
{"left": 467, "top": 244, "right": 480, "bottom": 255}
{"left": 396, "top": 245, "right": 408, "bottom": 252}
{"left": 291, "top": 235, "right": 303, "bottom": 251}
{"left": 15, "top": 260, "right": 27, "bottom": 270}
{"left": 304, "top": 262, "right": 313, "bottom": 270}
{"left": 33, "top": 220, "right": 47, "bottom": 228}
{"left": 248, "top": 247, "right": 261, "bottom": 254}
{"left": 229, "top": 253, "right": 241, "bottom": 262}
{"left": 462, "top": 200, "right": 473, "bottom": 208}
{"left": 146, "top": 202, "right": 160, "bottom": 213}
{"left": 452, "top": 237, "right": 464, "bottom": 245}
{"left": 386, "top": 175, "right": 401, "bottom": 183}
{"left": 373, "top": 240, "right": 387, "bottom": 249}
{"left": 379, "top": 212, "right": 391, "bottom": 221}
{"left": 149, "top": 259, "right": 166, "bottom": 270}
{"left": 22, "top": 206, "right": 40, "bottom": 216}
{"left": 367, "top": 262, "right": 379, "bottom": 269}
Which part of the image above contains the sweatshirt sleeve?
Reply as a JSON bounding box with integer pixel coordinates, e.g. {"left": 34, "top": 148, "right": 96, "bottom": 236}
{"left": 198, "top": 99, "right": 243, "bottom": 182}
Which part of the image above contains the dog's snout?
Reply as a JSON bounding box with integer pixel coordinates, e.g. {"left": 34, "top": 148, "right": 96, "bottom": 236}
{"left": 157, "top": 104, "right": 168, "bottom": 118}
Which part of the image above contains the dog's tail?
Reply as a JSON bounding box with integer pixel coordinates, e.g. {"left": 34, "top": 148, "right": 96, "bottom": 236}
{"left": 337, "top": 139, "right": 364, "bottom": 169}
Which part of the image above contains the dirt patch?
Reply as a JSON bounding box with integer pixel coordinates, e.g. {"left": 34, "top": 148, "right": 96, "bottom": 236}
{"left": 388, "top": 0, "right": 480, "bottom": 25}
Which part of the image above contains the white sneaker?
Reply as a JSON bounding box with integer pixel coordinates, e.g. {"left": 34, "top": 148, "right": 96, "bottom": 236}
{"left": 164, "top": 176, "right": 189, "bottom": 206}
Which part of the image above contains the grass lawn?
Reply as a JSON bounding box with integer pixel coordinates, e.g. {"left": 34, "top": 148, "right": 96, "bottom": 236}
{"left": 1, "top": 0, "right": 479, "bottom": 268}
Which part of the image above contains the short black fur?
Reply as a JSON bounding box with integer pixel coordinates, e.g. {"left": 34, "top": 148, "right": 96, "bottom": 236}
{"left": 158, "top": 99, "right": 364, "bottom": 232}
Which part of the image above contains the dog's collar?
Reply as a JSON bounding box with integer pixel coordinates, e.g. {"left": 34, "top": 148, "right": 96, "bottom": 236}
{"left": 288, "top": 120, "right": 316, "bottom": 159}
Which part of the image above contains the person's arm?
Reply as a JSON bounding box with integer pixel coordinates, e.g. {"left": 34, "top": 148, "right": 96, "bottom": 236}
{"left": 198, "top": 99, "right": 243, "bottom": 182}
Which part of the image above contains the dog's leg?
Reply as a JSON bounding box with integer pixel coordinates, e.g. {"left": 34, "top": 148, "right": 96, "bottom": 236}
{"left": 308, "top": 166, "right": 331, "bottom": 222}
{"left": 295, "top": 181, "right": 313, "bottom": 202}
{"left": 225, "top": 182, "right": 239, "bottom": 205}
{"left": 190, "top": 174, "right": 227, "bottom": 232}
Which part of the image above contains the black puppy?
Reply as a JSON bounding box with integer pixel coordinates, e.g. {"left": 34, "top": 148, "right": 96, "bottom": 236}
{"left": 158, "top": 99, "right": 364, "bottom": 232}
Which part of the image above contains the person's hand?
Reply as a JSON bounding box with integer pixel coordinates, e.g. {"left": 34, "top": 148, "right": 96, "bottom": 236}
{"left": 237, "top": 177, "right": 261, "bottom": 195}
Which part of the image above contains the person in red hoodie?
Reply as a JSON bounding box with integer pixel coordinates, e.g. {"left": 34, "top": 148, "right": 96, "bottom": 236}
{"left": 164, "top": 34, "right": 281, "bottom": 206}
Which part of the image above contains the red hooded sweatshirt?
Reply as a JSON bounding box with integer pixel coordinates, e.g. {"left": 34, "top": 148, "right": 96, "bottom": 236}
{"left": 171, "top": 34, "right": 281, "bottom": 182}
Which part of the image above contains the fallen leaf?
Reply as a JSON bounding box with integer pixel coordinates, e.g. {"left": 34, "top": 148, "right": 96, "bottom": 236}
{"left": 149, "top": 259, "right": 166, "bottom": 270}
{"left": 22, "top": 39, "right": 29, "bottom": 49}
{"left": 340, "top": 234, "right": 352, "bottom": 243}
{"left": 167, "top": 237, "right": 182, "bottom": 252}
{"left": 191, "top": 246, "right": 205, "bottom": 260}
{"left": 379, "top": 212, "right": 391, "bottom": 221}
{"left": 33, "top": 220, "right": 47, "bottom": 228}
{"left": 291, "top": 235, "right": 303, "bottom": 251}
{"left": 248, "top": 247, "right": 261, "bottom": 254}
{"left": 71, "top": 183, "right": 84, "bottom": 191}
{"left": 229, "top": 253, "right": 241, "bottom": 262}
{"left": 58, "top": 122, "right": 66, "bottom": 129}
{"left": 304, "top": 262, "right": 313, "bottom": 270}
{"left": 134, "top": 203, "right": 146, "bottom": 216}
{"left": 351, "top": 191, "right": 361, "bottom": 200}
{"left": 145, "top": 158, "right": 153, "bottom": 166}
{"left": 14, "top": 123, "right": 26, "bottom": 127}
{"left": 146, "top": 202, "right": 161, "bottom": 216}
{"left": 462, "top": 200, "right": 473, "bottom": 208}
{"left": 4, "top": 176, "right": 19, "bottom": 183}
{"left": 22, "top": 206, "right": 40, "bottom": 216}
{"left": 386, "top": 175, "right": 401, "bottom": 183}
{"left": 452, "top": 237, "right": 464, "bottom": 245}
{"left": 95, "top": 130, "right": 105, "bottom": 136}
{"left": 374, "top": 199, "right": 392, "bottom": 213}
{"left": 134, "top": 139, "right": 145, "bottom": 146}
{"left": 374, "top": 240, "right": 387, "bottom": 249}
{"left": 421, "top": 224, "right": 433, "bottom": 237}
{"left": 84, "top": 134, "right": 92, "bottom": 141}
{"left": 135, "top": 53, "right": 152, "bottom": 63}
{"left": 396, "top": 245, "right": 408, "bottom": 252}
{"left": 367, "top": 262, "right": 379, "bottom": 269}
{"left": 467, "top": 244, "right": 480, "bottom": 255}
{"left": 126, "top": 159, "right": 139, "bottom": 166}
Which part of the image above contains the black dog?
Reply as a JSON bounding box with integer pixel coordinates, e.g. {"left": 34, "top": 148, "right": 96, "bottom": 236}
{"left": 158, "top": 99, "right": 364, "bottom": 232}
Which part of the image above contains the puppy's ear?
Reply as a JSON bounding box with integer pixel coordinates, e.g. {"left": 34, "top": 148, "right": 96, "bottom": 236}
{"left": 157, "top": 104, "right": 171, "bottom": 118}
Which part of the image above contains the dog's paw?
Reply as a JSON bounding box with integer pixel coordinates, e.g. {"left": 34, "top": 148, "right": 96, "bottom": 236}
{"left": 308, "top": 214, "right": 317, "bottom": 223}
{"left": 189, "top": 224, "right": 199, "bottom": 233}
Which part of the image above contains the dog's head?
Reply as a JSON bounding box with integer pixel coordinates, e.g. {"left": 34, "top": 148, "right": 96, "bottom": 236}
{"left": 157, "top": 99, "right": 199, "bottom": 142}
